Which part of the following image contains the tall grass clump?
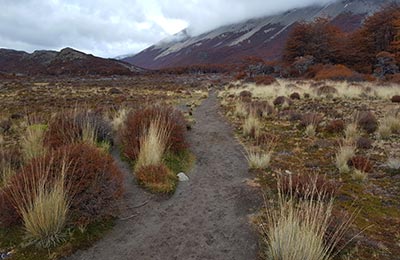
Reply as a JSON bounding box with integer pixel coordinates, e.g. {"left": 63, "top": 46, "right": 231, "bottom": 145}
{"left": 9, "top": 159, "right": 69, "bottom": 248}
{"left": 261, "top": 180, "right": 354, "bottom": 260}
{"left": 243, "top": 112, "right": 261, "bottom": 138}
{"left": 135, "top": 117, "right": 171, "bottom": 170}
{"left": 110, "top": 108, "right": 129, "bottom": 132}
{"left": 21, "top": 124, "right": 47, "bottom": 162}
{"left": 246, "top": 148, "right": 273, "bottom": 170}
{"left": 335, "top": 144, "right": 356, "bottom": 174}
{"left": 344, "top": 123, "right": 359, "bottom": 144}
{"left": 234, "top": 102, "right": 248, "bottom": 118}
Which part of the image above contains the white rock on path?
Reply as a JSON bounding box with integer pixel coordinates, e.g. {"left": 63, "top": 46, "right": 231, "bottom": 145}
{"left": 177, "top": 172, "right": 189, "bottom": 182}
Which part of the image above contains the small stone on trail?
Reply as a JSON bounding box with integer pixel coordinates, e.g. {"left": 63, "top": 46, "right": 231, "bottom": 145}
{"left": 177, "top": 172, "right": 189, "bottom": 181}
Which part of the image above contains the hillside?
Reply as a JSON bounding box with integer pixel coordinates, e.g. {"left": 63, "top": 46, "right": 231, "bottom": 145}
{"left": 0, "top": 47, "right": 144, "bottom": 76}
{"left": 124, "top": 0, "right": 399, "bottom": 69}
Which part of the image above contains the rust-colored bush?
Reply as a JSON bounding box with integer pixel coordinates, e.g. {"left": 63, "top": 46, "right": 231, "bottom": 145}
{"left": 3, "top": 144, "right": 124, "bottom": 227}
{"left": 44, "top": 113, "right": 80, "bottom": 149}
{"left": 280, "top": 174, "right": 340, "bottom": 198}
{"left": 391, "top": 95, "right": 400, "bottom": 103}
{"left": 239, "top": 90, "right": 252, "bottom": 99}
{"left": 120, "top": 105, "right": 187, "bottom": 162}
{"left": 356, "top": 111, "right": 378, "bottom": 134}
{"left": 314, "top": 65, "right": 362, "bottom": 81}
{"left": 316, "top": 85, "right": 338, "bottom": 96}
{"left": 348, "top": 156, "right": 373, "bottom": 173}
{"left": 253, "top": 75, "right": 277, "bottom": 86}
{"left": 235, "top": 71, "right": 247, "bottom": 81}
{"left": 356, "top": 137, "right": 373, "bottom": 149}
{"left": 326, "top": 119, "right": 345, "bottom": 134}
{"left": 135, "top": 164, "right": 177, "bottom": 193}
{"left": 300, "top": 113, "right": 323, "bottom": 128}
{"left": 289, "top": 92, "right": 301, "bottom": 100}
{"left": 0, "top": 188, "right": 19, "bottom": 227}
{"left": 44, "top": 111, "right": 112, "bottom": 150}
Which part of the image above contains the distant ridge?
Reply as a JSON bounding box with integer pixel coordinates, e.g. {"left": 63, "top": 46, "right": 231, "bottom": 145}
{"left": 124, "top": 0, "right": 400, "bottom": 69}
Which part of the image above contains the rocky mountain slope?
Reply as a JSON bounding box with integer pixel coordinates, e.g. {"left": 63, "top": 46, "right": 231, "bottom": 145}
{"left": 0, "top": 47, "right": 144, "bottom": 76}
{"left": 124, "top": 0, "right": 399, "bottom": 69}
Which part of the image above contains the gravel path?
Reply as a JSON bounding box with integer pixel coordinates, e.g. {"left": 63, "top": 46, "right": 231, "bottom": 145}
{"left": 67, "top": 92, "right": 261, "bottom": 260}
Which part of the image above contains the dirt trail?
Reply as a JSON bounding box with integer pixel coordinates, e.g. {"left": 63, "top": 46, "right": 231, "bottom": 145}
{"left": 67, "top": 92, "right": 261, "bottom": 260}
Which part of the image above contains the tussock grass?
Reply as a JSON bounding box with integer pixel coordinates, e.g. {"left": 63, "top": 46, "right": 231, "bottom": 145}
{"left": 82, "top": 121, "right": 98, "bottom": 146}
{"left": 10, "top": 159, "right": 70, "bottom": 248}
{"left": 305, "top": 124, "right": 317, "bottom": 138}
{"left": 110, "top": 108, "right": 129, "bottom": 132}
{"left": 246, "top": 148, "right": 273, "bottom": 169}
{"left": 387, "top": 157, "right": 400, "bottom": 170}
{"left": 234, "top": 102, "right": 248, "bottom": 118}
{"left": 243, "top": 112, "right": 261, "bottom": 138}
{"left": 378, "top": 113, "right": 400, "bottom": 139}
{"left": 344, "top": 123, "right": 359, "bottom": 144}
{"left": 377, "top": 123, "right": 392, "bottom": 139}
{"left": 352, "top": 169, "right": 368, "bottom": 182}
{"left": 335, "top": 145, "right": 356, "bottom": 174}
{"left": 135, "top": 117, "right": 171, "bottom": 170}
{"left": 21, "top": 124, "right": 47, "bottom": 163}
{"left": 0, "top": 158, "right": 14, "bottom": 188}
{"left": 261, "top": 179, "right": 354, "bottom": 260}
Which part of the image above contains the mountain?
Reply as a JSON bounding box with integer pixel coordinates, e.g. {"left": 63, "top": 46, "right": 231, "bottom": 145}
{"left": 0, "top": 47, "right": 144, "bottom": 76}
{"left": 124, "top": 0, "right": 399, "bottom": 69}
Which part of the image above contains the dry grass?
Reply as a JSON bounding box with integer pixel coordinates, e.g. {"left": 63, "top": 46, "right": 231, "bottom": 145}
{"left": 135, "top": 116, "right": 171, "bottom": 170}
{"left": 261, "top": 180, "right": 354, "bottom": 260}
{"left": 21, "top": 124, "right": 47, "bottom": 163}
{"left": 0, "top": 158, "right": 14, "bottom": 188}
{"left": 352, "top": 169, "right": 368, "bottom": 182}
{"left": 10, "top": 159, "right": 70, "bottom": 248}
{"left": 305, "top": 124, "right": 317, "bottom": 138}
{"left": 344, "top": 123, "right": 359, "bottom": 144}
{"left": 81, "top": 121, "right": 98, "bottom": 146}
{"left": 234, "top": 102, "right": 248, "bottom": 118}
{"left": 246, "top": 148, "right": 273, "bottom": 169}
{"left": 378, "top": 114, "right": 400, "bottom": 139}
{"left": 335, "top": 144, "right": 356, "bottom": 174}
{"left": 110, "top": 108, "right": 129, "bottom": 132}
{"left": 243, "top": 112, "right": 261, "bottom": 138}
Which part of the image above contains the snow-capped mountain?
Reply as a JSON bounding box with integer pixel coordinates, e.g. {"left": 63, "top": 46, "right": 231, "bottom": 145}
{"left": 124, "top": 0, "right": 399, "bottom": 69}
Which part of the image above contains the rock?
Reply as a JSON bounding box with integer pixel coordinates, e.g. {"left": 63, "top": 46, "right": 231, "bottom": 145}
{"left": 177, "top": 172, "right": 189, "bottom": 182}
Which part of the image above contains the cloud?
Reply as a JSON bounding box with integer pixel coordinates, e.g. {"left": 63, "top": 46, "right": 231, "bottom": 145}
{"left": 0, "top": 0, "right": 335, "bottom": 57}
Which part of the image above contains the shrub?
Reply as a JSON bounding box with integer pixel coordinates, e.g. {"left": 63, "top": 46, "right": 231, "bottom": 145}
{"left": 391, "top": 95, "right": 400, "bottom": 103}
{"left": 254, "top": 75, "right": 277, "bottom": 86}
{"left": 250, "top": 101, "right": 274, "bottom": 118}
{"left": 120, "top": 105, "right": 187, "bottom": 162}
{"left": 8, "top": 160, "right": 69, "bottom": 248}
{"left": 300, "top": 113, "right": 322, "bottom": 128}
{"left": 326, "top": 120, "right": 345, "bottom": 134}
{"left": 135, "top": 117, "right": 171, "bottom": 170}
{"left": 273, "top": 96, "right": 292, "bottom": 107}
{"left": 316, "top": 85, "right": 338, "bottom": 97}
{"left": 239, "top": 90, "right": 252, "bottom": 99}
{"left": 135, "top": 164, "right": 177, "bottom": 193}
{"left": 290, "top": 92, "right": 301, "bottom": 100}
{"left": 356, "top": 137, "right": 372, "bottom": 149}
{"left": 6, "top": 144, "right": 124, "bottom": 227}
{"left": 348, "top": 156, "right": 373, "bottom": 173}
{"left": 280, "top": 174, "right": 340, "bottom": 198}
{"left": 44, "top": 111, "right": 112, "bottom": 150}
{"left": 356, "top": 111, "right": 378, "bottom": 134}
{"left": 314, "top": 65, "right": 362, "bottom": 81}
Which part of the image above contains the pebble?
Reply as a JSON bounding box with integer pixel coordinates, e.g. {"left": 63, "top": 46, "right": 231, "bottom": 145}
{"left": 177, "top": 172, "right": 189, "bottom": 182}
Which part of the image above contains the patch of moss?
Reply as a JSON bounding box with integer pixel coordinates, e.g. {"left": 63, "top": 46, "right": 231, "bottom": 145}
{"left": 163, "top": 149, "right": 195, "bottom": 175}
{"left": 0, "top": 218, "right": 115, "bottom": 260}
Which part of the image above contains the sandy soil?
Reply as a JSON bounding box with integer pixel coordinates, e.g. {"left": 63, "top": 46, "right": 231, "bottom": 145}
{"left": 66, "top": 92, "right": 261, "bottom": 260}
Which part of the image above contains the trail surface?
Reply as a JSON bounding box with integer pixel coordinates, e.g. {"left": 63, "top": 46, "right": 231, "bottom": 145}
{"left": 68, "top": 92, "right": 260, "bottom": 260}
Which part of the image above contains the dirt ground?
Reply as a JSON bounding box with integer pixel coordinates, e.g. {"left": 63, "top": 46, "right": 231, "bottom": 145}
{"left": 66, "top": 91, "right": 261, "bottom": 260}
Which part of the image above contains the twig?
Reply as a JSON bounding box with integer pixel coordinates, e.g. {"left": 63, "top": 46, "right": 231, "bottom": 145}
{"left": 119, "top": 214, "right": 138, "bottom": 221}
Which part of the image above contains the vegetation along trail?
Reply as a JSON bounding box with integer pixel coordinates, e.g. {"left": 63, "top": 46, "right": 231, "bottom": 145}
{"left": 67, "top": 92, "right": 261, "bottom": 260}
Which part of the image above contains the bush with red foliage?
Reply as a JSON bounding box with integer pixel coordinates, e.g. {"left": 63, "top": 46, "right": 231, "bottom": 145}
{"left": 120, "top": 105, "right": 187, "bottom": 162}
{"left": 314, "top": 64, "right": 362, "bottom": 81}
{"left": 1, "top": 144, "right": 124, "bottom": 227}
{"left": 253, "top": 75, "right": 277, "bottom": 86}
{"left": 280, "top": 174, "right": 340, "bottom": 198}
{"left": 235, "top": 71, "right": 247, "bottom": 81}
{"left": 356, "top": 111, "right": 378, "bottom": 134}
{"left": 326, "top": 119, "right": 345, "bottom": 134}
{"left": 348, "top": 156, "right": 373, "bottom": 173}
{"left": 135, "top": 164, "right": 177, "bottom": 193}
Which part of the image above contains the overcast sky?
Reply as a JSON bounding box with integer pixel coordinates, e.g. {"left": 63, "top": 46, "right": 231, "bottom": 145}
{"left": 0, "top": 0, "right": 334, "bottom": 58}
